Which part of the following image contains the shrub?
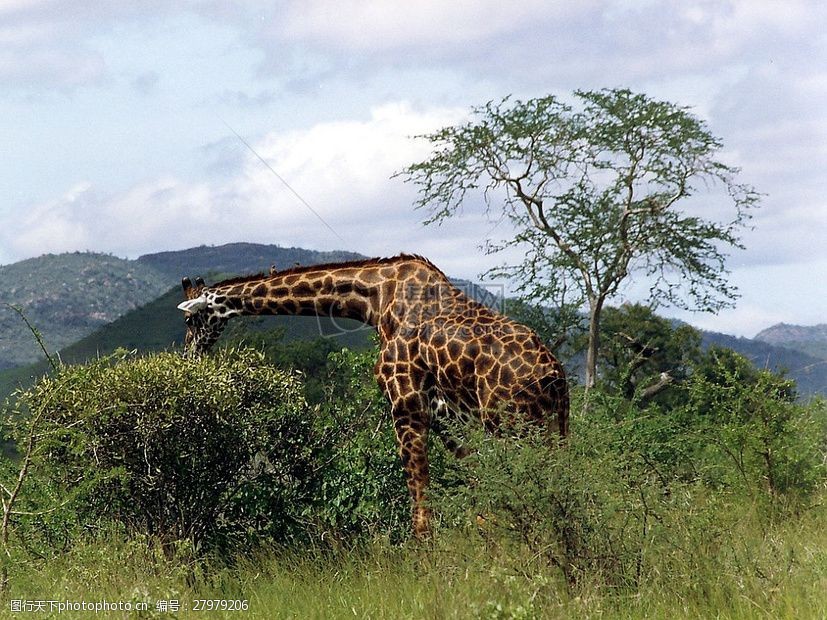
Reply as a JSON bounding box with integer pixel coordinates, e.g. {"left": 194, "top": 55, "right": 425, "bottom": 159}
{"left": 684, "top": 349, "right": 826, "bottom": 500}
{"left": 431, "top": 395, "right": 666, "bottom": 589}
{"left": 2, "top": 343, "right": 423, "bottom": 557}
{"left": 5, "top": 348, "right": 317, "bottom": 552}
{"left": 310, "top": 346, "right": 411, "bottom": 542}
{"left": 587, "top": 347, "right": 827, "bottom": 502}
{"left": 431, "top": 380, "right": 827, "bottom": 591}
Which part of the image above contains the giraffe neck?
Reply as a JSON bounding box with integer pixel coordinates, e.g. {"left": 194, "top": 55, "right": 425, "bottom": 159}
{"left": 209, "top": 265, "right": 387, "bottom": 326}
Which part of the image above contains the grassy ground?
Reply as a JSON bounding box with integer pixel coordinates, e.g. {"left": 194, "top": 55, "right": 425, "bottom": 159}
{"left": 2, "top": 498, "right": 825, "bottom": 620}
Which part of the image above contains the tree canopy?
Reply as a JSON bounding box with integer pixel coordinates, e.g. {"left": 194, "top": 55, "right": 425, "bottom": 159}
{"left": 400, "top": 88, "right": 760, "bottom": 389}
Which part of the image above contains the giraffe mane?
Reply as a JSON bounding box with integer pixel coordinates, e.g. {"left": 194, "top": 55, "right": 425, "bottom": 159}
{"left": 206, "top": 254, "right": 451, "bottom": 288}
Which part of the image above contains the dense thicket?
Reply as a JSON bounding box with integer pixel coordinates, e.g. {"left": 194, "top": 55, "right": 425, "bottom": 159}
{"left": 1, "top": 347, "right": 409, "bottom": 558}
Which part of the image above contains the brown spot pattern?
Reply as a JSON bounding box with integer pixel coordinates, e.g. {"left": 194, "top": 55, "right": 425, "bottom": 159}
{"left": 180, "top": 254, "right": 569, "bottom": 540}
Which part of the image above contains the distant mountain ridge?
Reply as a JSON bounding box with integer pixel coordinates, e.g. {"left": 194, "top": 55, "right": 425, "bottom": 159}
{"left": 0, "top": 252, "right": 169, "bottom": 368}
{"left": 0, "top": 244, "right": 365, "bottom": 370}
{"left": 137, "top": 242, "right": 365, "bottom": 281}
{"left": 1, "top": 243, "right": 824, "bottom": 399}
{"left": 753, "top": 323, "right": 827, "bottom": 361}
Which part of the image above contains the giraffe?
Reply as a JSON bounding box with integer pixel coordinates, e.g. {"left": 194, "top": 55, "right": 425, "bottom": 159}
{"left": 177, "top": 254, "right": 569, "bottom": 538}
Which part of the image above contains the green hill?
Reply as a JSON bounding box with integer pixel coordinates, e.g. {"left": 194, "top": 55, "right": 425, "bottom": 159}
{"left": 0, "top": 284, "right": 373, "bottom": 401}
{"left": 0, "top": 250, "right": 379, "bottom": 402}
{"left": 0, "top": 252, "right": 169, "bottom": 368}
{"left": 0, "top": 244, "right": 367, "bottom": 365}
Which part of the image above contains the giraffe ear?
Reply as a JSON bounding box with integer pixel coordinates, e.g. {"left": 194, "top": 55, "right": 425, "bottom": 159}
{"left": 177, "top": 296, "right": 208, "bottom": 313}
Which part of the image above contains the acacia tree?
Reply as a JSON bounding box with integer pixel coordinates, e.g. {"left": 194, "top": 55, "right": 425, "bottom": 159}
{"left": 399, "top": 89, "right": 759, "bottom": 390}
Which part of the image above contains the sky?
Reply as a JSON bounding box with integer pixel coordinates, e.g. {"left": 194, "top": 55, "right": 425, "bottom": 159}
{"left": 1, "top": 0, "right": 825, "bottom": 337}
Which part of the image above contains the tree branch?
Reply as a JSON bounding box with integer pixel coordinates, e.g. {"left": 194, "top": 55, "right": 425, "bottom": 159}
{"left": 510, "top": 181, "right": 595, "bottom": 293}
{"left": 639, "top": 372, "right": 674, "bottom": 403}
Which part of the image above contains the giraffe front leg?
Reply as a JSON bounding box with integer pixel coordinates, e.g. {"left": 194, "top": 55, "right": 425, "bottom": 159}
{"left": 382, "top": 394, "right": 431, "bottom": 539}
{"left": 374, "top": 350, "right": 433, "bottom": 539}
{"left": 391, "top": 398, "right": 432, "bottom": 540}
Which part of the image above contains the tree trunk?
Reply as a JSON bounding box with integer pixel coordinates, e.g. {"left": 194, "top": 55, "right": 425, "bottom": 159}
{"left": 584, "top": 298, "right": 603, "bottom": 392}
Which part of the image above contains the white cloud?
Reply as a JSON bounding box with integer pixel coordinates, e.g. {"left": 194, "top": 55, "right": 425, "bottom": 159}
{"left": 276, "top": 0, "right": 583, "bottom": 51}
{"left": 2, "top": 102, "right": 491, "bottom": 267}
{"left": 228, "top": 102, "right": 459, "bottom": 218}
{"left": 0, "top": 0, "right": 181, "bottom": 89}
{"left": 247, "top": 0, "right": 823, "bottom": 89}
{"left": 3, "top": 1, "right": 825, "bottom": 103}
{"left": 8, "top": 182, "right": 96, "bottom": 254}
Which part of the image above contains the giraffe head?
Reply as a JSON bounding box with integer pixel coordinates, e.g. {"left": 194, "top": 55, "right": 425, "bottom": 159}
{"left": 177, "top": 276, "right": 232, "bottom": 354}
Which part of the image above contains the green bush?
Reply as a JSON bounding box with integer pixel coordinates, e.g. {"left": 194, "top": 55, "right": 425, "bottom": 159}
{"left": 683, "top": 347, "right": 827, "bottom": 499}
{"left": 5, "top": 348, "right": 318, "bottom": 552}
{"left": 310, "top": 346, "right": 411, "bottom": 542}
{"left": 431, "top": 379, "right": 827, "bottom": 591}
{"left": 2, "top": 343, "right": 422, "bottom": 558}
{"left": 585, "top": 347, "right": 826, "bottom": 502}
{"left": 431, "top": 405, "right": 667, "bottom": 589}
{"left": 217, "top": 324, "right": 344, "bottom": 404}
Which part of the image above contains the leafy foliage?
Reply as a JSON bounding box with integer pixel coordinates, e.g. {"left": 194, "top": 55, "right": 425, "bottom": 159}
{"left": 5, "top": 348, "right": 318, "bottom": 552}
{"left": 311, "top": 346, "right": 411, "bottom": 540}
{"left": 433, "top": 416, "right": 651, "bottom": 588}
{"left": 0, "top": 334, "right": 824, "bottom": 612}
{"left": 685, "top": 347, "right": 825, "bottom": 497}
{"left": 597, "top": 303, "right": 702, "bottom": 403}
{"left": 2, "top": 344, "right": 417, "bottom": 556}
{"left": 433, "top": 380, "right": 826, "bottom": 590}
{"left": 217, "top": 324, "right": 348, "bottom": 404}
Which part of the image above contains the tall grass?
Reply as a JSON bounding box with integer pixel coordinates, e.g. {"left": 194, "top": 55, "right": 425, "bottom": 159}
{"left": 2, "top": 496, "right": 825, "bottom": 620}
